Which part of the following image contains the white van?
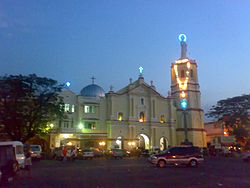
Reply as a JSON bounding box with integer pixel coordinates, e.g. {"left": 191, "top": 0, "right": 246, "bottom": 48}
{"left": 0, "top": 141, "right": 25, "bottom": 169}
{"left": 30, "top": 145, "right": 42, "bottom": 159}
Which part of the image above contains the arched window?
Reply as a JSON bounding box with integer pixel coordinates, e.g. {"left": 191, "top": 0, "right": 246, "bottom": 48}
{"left": 139, "top": 112, "right": 145, "bottom": 122}
{"left": 118, "top": 112, "right": 123, "bottom": 121}
{"left": 160, "top": 115, "right": 165, "bottom": 123}
{"left": 141, "top": 98, "right": 144, "bottom": 105}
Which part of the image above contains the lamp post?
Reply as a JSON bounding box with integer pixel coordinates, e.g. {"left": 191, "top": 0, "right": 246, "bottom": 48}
{"left": 183, "top": 110, "right": 188, "bottom": 142}
{"left": 180, "top": 97, "right": 192, "bottom": 146}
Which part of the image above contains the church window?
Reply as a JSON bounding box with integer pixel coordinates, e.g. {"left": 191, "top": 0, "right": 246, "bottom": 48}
{"left": 118, "top": 112, "right": 123, "bottom": 121}
{"left": 64, "top": 104, "right": 70, "bottom": 112}
{"left": 71, "top": 105, "right": 75, "bottom": 113}
{"left": 84, "top": 122, "right": 96, "bottom": 130}
{"left": 84, "top": 105, "right": 95, "bottom": 113}
{"left": 64, "top": 121, "right": 69, "bottom": 128}
{"left": 139, "top": 112, "right": 145, "bottom": 122}
{"left": 181, "top": 70, "right": 185, "bottom": 78}
{"left": 160, "top": 115, "right": 165, "bottom": 123}
{"left": 141, "top": 98, "right": 144, "bottom": 105}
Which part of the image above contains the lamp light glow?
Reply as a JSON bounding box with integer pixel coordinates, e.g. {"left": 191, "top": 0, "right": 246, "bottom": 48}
{"left": 78, "top": 123, "right": 83, "bottom": 129}
{"left": 116, "top": 139, "right": 121, "bottom": 145}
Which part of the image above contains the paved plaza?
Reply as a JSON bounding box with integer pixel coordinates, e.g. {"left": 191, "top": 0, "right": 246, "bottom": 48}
{"left": 2, "top": 157, "right": 250, "bottom": 188}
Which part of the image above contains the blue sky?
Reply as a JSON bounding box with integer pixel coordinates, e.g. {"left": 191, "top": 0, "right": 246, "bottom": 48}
{"left": 0, "top": 0, "right": 250, "bottom": 116}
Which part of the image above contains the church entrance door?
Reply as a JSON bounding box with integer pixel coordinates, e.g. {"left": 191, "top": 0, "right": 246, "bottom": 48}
{"left": 160, "top": 137, "right": 168, "bottom": 150}
{"left": 137, "top": 134, "right": 150, "bottom": 150}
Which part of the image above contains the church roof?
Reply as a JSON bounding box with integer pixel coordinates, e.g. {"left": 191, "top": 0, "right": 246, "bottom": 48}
{"left": 80, "top": 84, "right": 105, "bottom": 98}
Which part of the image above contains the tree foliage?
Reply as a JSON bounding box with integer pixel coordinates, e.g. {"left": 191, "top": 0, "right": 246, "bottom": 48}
{"left": 0, "top": 74, "right": 64, "bottom": 142}
{"left": 206, "top": 94, "right": 250, "bottom": 145}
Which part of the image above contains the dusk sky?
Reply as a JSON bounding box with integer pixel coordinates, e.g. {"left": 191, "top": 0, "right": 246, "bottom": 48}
{"left": 0, "top": 1, "right": 250, "bottom": 117}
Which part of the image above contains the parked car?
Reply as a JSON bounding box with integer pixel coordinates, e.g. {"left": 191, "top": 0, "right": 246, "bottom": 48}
{"left": 148, "top": 146, "right": 204, "bottom": 168}
{"left": 82, "top": 149, "right": 94, "bottom": 160}
{"left": 0, "top": 145, "right": 19, "bottom": 183}
{"left": 0, "top": 141, "right": 25, "bottom": 169}
{"left": 106, "top": 149, "right": 130, "bottom": 159}
{"left": 30, "top": 145, "right": 42, "bottom": 160}
{"left": 242, "top": 152, "right": 250, "bottom": 162}
{"left": 92, "top": 148, "right": 104, "bottom": 157}
{"left": 139, "top": 148, "right": 160, "bottom": 157}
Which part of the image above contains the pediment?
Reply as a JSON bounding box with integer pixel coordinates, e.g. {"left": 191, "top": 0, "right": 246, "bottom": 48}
{"left": 115, "top": 79, "right": 166, "bottom": 99}
{"left": 130, "top": 85, "right": 149, "bottom": 94}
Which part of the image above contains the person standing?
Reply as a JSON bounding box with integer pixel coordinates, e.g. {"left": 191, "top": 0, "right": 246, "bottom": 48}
{"left": 62, "top": 146, "right": 67, "bottom": 162}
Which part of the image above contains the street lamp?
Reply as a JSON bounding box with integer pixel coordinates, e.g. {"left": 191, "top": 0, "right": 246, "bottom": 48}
{"left": 99, "top": 141, "right": 106, "bottom": 146}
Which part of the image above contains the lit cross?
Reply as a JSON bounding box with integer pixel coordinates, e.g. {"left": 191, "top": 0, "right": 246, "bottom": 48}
{"left": 91, "top": 76, "right": 96, "bottom": 84}
{"left": 66, "top": 82, "right": 71, "bottom": 87}
{"left": 139, "top": 66, "right": 144, "bottom": 75}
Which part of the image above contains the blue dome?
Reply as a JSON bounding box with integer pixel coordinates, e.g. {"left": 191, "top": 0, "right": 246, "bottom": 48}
{"left": 80, "top": 84, "right": 105, "bottom": 98}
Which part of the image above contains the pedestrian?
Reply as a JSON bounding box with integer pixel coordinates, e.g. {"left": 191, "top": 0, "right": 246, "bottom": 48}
{"left": 24, "top": 146, "right": 32, "bottom": 178}
{"left": 62, "top": 146, "right": 67, "bottom": 162}
{"left": 72, "top": 147, "right": 77, "bottom": 161}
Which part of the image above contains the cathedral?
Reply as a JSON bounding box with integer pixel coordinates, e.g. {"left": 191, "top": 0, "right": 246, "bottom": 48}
{"left": 50, "top": 34, "right": 206, "bottom": 150}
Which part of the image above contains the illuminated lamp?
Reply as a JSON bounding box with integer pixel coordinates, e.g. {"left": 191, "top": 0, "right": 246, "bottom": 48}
{"left": 180, "top": 91, "right": 186, "bottom": 98}
{"left": 62, "top": 134, "right": 70, "bottom": 139}
{"left": 99, "top": 141, "right": 106, "bottom": 146}
{"left": 116, "top": 139, "right": 121, "bottom": 145}
{"left": 78, "top": 123, "right": 83, "bottom": 129}
{"left": 118, "top": 115, "right": 122, "bottom": 121}
{"left": 66, "top": 142, "right": 72, "bottom": 146}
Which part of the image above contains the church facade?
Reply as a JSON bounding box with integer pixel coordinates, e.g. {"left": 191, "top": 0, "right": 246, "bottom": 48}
{"left": 50, "top": 35, "right": 206, "bottom": 150}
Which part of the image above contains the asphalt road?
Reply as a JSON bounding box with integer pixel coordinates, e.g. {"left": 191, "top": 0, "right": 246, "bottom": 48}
{"left": 2, "top": 156, "right": 250, "bottom": 188}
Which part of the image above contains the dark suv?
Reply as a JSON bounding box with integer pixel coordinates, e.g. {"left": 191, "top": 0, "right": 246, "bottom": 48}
{"left": 148, "top": 146, "right": 204, "bottom": 168}
{"left": 0, "top": 145, "right": 19, "bottom": 183}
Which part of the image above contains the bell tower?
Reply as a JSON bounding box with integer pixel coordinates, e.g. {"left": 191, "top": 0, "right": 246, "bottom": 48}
{"left": 171, "top": 34, "right": 206, "bottom": 147}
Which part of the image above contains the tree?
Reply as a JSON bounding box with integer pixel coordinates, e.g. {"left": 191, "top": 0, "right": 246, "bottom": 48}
{"left": 0, "top": 74, "right": 64, "bottom": 142}
{"left": 206, "top": 94, "right": 250, "bottom": 145}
